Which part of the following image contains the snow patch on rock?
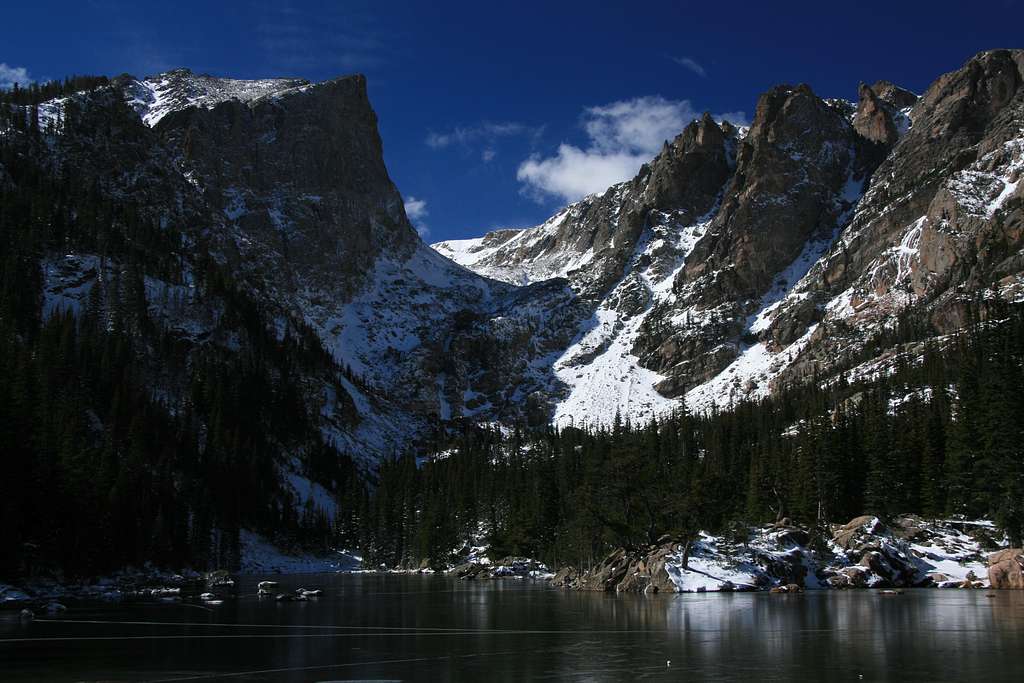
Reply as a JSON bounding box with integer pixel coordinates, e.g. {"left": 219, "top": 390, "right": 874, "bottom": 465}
{"left": 124, "top": 69, "right": 308, "bottom": 127}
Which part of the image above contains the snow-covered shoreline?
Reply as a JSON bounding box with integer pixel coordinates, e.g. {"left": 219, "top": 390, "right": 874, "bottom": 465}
{"left": 552, "top": 516, "right": 1014, "bottom": 593}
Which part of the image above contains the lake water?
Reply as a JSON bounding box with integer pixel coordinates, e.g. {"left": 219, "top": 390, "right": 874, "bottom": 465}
{"left": 2, "top": 573, "right": 1024, "bottom": 681}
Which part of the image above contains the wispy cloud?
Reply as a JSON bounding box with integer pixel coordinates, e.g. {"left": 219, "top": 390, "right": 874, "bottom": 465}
{"left": 253, "top": 1, "right": 386, "bottom": 73}
{"left": 425, "top": 122, "right": 528, "bottom": 148}
{"left": 671, "top": 56, "right": 707, "bottom": 78}
{"left": 517, "top": 96, "right": 746, "bottom": 203}
{"left": 404, "top": 196, "right": 430, "bottom": 238}
{"left": 0, "top": 63, "right": 32, "bottom": 89}
{"left": 425, "top": 121, "right": 543, "bottom": 163}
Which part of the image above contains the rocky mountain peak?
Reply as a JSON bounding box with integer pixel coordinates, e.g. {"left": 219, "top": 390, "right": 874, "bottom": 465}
{"left": 753, "top": 48, "right": 1024, "bottom": 392}
{"left": 680, "top": 81, "right": 859, "bottom": 302}
{"left": 913, "top": 49, "right": 1023, "bottom": 140}
{"left": 635, "top": 112, "right": 732, "bottom": 224}
{"left": 869, "top": 80, "right": 918, "bottom": 109}
{"left": 854, "top": 81, "right": 902, "bottom": 145}
{"left": 744, "top": 84, "right": 840, "bottom": 144}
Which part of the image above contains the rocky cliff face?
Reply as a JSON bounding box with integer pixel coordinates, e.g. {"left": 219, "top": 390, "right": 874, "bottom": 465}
{"left": 763, "top": 49, "right": 1024, "bottom": 389}
{"left": 15, "top": 69, "right": 511, "bottom": 479}
{"left": 158, "top": 72, "right": 420, "bottom": 289}
{"left": 131, "top": 70, "right": 515, "bottom": 449}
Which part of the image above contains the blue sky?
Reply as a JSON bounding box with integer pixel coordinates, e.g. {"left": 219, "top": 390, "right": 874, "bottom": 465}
{"left": 2, "top": 1, "right": 1021, "bottom": 242}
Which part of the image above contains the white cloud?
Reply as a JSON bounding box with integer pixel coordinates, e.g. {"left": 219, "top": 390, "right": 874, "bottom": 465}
{"left": 583, "top": 97, "right": 697, "bottom": 154}
{"left": 404, "top": 196, "right": 430, "bottom": 238}
{"left": 672, "top": 56, "right": 707, "bottom": 78}
{"left": 517, "top": 96, "right": 746, "bottom": 203}
{"left": 518, "top": 145, "right": 650, "bottom": 204}
{"left": 0, "top": 63, "right": 32, "bottom": 89}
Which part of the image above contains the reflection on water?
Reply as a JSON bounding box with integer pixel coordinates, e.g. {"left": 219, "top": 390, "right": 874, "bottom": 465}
{"left": 2, "top": 573, "right": 1023, "bottom": 681}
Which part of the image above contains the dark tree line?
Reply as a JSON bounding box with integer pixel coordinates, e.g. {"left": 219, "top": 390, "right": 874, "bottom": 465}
{"left": 0, "top": 76, "right": 111, "bottom": 107}
{"left": 363, "top": 302, "right": 1024, "bottom": 570}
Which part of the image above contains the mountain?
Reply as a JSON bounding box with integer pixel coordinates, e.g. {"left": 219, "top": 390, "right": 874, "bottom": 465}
{"left": 12, "top": 69, "right": 508, "bottom": 457}
{"left": 0, "top": 67, "right": 591, "bottom": 572}
{"left": 435, "top": 49, "right": 1024, "bottom": 421}
{"left": 10, "top": 51, "right": 1024, "bottom": 457}
{"left": 1, "top": 50, "right": 1022, "bottom": 575}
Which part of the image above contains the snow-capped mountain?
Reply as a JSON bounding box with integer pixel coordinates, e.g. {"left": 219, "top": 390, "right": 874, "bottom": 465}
{"left": 12, "top": 68, "right": 583, "bottom": 470}
{"left": 436, "top": 50, "right": 1024, "bottom": 423}
{"left": 12, "top": 50, "right": 1024, "bottom": 468}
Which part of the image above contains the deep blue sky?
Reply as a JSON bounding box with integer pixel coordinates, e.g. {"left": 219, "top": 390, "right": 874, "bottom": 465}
{"left": 2, "top": 1, "right": 1021, "bottom": 242}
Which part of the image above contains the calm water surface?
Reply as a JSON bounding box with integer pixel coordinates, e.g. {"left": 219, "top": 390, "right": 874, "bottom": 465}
{"left": 2, "top": 573, "right": 1023, "bottom": 681}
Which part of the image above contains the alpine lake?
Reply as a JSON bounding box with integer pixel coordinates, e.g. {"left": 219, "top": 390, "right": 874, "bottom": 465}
{"left": 3, "top": 572, "right": 1024, "bottom": 681}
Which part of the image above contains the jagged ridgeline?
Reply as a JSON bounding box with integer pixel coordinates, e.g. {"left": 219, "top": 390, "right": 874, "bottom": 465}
{"left": 1, "top": 49, "right": 1022, "bottom": 577}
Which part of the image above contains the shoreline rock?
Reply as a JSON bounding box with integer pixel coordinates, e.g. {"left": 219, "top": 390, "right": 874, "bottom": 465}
{"left": 448, "top": 556, "right": 553, "bottom": 580}
{"left": 551, "top": 516, "right": 1007, "bottom": 593}
{"left": 987, "top": 549, "right": 1024, "bottom": 589}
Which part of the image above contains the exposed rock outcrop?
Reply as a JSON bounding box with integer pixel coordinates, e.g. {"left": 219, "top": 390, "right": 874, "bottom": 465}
{"left": 988, "top": 548, "right": 1024, "bottom": 588}
{"left": 853, "top": 82, "right": 901, "bottom": 145}
{"left": 550, "top": 545, "right": 681, "bottom": 593}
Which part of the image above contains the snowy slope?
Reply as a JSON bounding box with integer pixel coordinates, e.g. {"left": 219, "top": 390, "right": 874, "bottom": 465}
{"left": 123, "top": 69, "right": 309, "bottom": 127}
{"left": 433, "top": 205, "right": 595, "bottom": 285}
{"left": 303, "top": 242, "right": 506, "bottom": 454}
{"left": 435, "top": 159, "right": 866, "bottom": 424}
{"left": 548, "top": 210, "right": 714, "bottom": 426}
